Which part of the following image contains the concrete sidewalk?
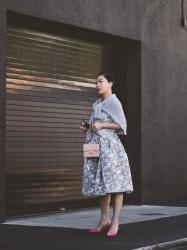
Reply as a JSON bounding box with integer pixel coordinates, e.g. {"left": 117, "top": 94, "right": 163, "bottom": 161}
{"left": 2, "top": 205, "right": 187, "bottom": 249}
{"left": 4, "top": 205, "right": 187, "bottom": 229}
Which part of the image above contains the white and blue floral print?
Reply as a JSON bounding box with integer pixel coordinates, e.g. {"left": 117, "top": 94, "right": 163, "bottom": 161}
{"left": 82, "top": 108, "right": 134, "bottom": 196}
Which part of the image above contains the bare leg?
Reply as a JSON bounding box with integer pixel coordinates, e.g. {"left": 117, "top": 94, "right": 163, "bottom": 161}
{"left": 109, "top": 192, "right": 124, "bottom": 232}
{"left": 96, "top": 194, "right": 111, "bottom": 228}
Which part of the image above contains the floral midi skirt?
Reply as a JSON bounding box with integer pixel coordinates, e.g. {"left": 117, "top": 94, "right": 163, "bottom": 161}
{"left": 82, "top": 111, "right": 134, "bottom": 196}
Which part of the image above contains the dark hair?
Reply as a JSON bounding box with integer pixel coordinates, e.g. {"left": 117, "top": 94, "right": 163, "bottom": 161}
{"left": 96, "top": 72, "right": 115, "bottom": 84}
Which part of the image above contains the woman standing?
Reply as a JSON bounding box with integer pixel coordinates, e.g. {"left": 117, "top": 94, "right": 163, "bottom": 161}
{"left": 80, "top": 72, "right": 134, "bottom": 237}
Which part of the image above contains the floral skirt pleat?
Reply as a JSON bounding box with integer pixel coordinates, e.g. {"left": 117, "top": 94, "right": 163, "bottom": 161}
{"left": 82, "top": 126, "right": 134, "bottom": 196}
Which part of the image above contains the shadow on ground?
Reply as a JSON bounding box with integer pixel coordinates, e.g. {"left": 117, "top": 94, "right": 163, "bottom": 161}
{"left": 0, "top": 214, "right": 187, "bottom": 250}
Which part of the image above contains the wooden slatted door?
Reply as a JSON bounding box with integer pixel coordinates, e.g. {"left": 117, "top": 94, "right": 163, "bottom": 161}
{"left": 6, "top": 25, "right": 102, "bottom": 215}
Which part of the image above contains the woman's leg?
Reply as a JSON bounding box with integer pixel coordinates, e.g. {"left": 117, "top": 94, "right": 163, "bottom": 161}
{"left": 96, "top": 194, "right": 111, "bottom": 228}
{"left": 100, "top": 193, "right": 111, "bottom": 223}
{"left": 109, "top": 192, "right": 124, "bottom": 232}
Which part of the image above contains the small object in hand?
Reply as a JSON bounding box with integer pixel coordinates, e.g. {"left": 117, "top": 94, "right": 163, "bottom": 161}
{"left": 81, "top": 119, "right": 90, "bottom": 129}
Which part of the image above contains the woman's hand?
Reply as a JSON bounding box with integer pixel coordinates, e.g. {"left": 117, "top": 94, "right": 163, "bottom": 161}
{"left": 91, "top": 122, "right": 103, "bottom": 132}
{"left": 80, "top": 120, "right": 89, "bottom": 133}
{"left": 80, "top": 125, "right": 87, "bottom": 132}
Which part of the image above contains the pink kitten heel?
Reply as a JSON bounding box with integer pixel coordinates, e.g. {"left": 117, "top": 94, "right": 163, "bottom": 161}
{"left": 89, "top": 222, "right": 111, "bottom": 233}
{"left": 106, "top": 226, "right": 119, "bottom": 237}
{"left": 106, "top": 230, "right": 118, "bottom": 237}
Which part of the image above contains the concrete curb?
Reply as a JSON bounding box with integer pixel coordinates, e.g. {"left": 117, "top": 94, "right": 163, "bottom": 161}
{"left": 133, "top": 237, "right": 187, "bottom": 250}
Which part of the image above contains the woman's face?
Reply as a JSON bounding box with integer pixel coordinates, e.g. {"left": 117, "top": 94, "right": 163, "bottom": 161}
{"left": 95, "top": 75, "right": 112, "bottom": 95}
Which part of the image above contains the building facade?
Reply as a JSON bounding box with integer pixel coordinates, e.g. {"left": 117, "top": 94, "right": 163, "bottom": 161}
{"left": 0, "top": 0, "right": 187, "bottom": 221}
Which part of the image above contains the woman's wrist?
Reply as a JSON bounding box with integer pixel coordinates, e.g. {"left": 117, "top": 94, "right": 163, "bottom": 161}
{"left": 100, "top": 123, "right": 104, "bottom": 129}
{"left": 101, "top": 122, "right": 120, "bottom": 130}
{"left": 100, "top": 123, "right": 109, "bottom": 129}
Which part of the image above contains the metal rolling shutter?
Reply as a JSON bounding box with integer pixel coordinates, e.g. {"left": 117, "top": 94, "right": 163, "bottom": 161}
{"left": 6, "top": 25, "right": 102, "bottom": 215}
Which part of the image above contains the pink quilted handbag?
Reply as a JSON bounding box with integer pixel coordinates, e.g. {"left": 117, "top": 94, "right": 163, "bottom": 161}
{"left": 83, "top": 143, "right": 100, "bottom": 158}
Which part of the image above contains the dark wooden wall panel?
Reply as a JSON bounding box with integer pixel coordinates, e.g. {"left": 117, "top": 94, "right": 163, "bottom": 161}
{"left": 6, "top": 25, "right": 101, "bottom": 215}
